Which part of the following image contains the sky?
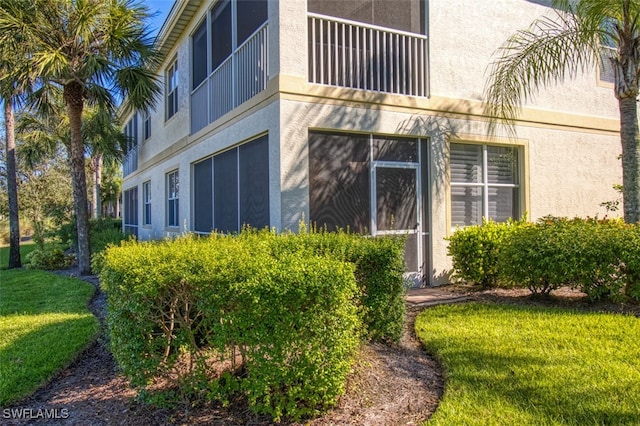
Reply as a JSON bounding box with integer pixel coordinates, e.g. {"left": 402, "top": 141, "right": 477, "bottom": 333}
{"left": 145, "top": 0, "right": 175, "bottom": 37}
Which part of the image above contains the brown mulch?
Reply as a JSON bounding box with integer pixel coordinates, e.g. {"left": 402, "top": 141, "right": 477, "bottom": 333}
{"left": 3, "top": 270, "right": 444, "bottom": 425}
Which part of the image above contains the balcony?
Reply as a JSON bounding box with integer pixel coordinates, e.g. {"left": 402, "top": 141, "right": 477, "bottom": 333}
{"left": 191, "top": 23, "right": 269, "bottom": 134}
{"left": 123, "top": 145, "right": 138, "bottom": 177}
{"left": 308, "top": 13, "right": 428, "bottom": 97}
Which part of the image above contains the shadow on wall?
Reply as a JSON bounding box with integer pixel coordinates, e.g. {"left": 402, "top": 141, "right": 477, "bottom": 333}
{"left": 280, "top": 93, "right": 480, "bottom": 241}
{"left": 279, "top": 99, "right": 384, "bottom": 231}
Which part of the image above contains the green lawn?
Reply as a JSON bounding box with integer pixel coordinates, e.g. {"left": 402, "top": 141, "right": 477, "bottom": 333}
{"left": 0, "top": 241, "right": 36, "bottom": 270}
{"left": 0, "top": 269, "right": 99, "bottom": 406}
{"left": 416, "top": 303, "right": 640, "bottom": 425}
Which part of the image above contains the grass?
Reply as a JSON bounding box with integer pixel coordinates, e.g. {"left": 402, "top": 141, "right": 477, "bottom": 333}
{"left": 0, "top": 269, "right": 99, "bottom": 406}
{"left": 416, "top": 302, "right": 640, "bottom": 425}
{"left": 0, "top": 241, "right": 37, "bottom": 270}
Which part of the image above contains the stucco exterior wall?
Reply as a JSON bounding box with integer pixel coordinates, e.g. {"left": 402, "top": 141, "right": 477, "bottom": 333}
{"left": 122, "top": 0, "right": 623, "bottom": 285}
{"left": 428, "top": 0, "right": 618, "bottom": 119}
{"left": 278, "top": 97, "right": 621, "bottom": 284}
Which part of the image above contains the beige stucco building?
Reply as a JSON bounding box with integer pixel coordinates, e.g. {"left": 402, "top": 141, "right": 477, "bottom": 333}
{"left": 121, "top": 0, "right": 621, "bottom": 285}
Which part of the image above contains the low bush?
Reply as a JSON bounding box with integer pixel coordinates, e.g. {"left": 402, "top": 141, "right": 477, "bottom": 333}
{"left": 446, "top": 219, "right": 522, "bottom": 288}
{"left": 238, "top": 226, "right": 406, "bottom": 342}
{"left": 101, "top": 232, "right": 363, "bottom": 421}
{"left": 499, "top": 216, "right": 635, "bottom": 300}
{"left": 621, "top": 224, "right": 640, "bottom": 302}
{"left": 56, "top": 217, "right": 122, "bottom": 252}
{"left": 26, "top": 243, "right": 75, "bottom": 270}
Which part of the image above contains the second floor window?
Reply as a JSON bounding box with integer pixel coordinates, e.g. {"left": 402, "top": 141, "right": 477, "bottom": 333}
{"left": 166, "top": 60, "right": 179, "bottom": 119}
{"left": 143, "top": 108, "right": 151, "bottom": 140}
{"left": 124, "top": 113, "right": 138, "bottom": 152}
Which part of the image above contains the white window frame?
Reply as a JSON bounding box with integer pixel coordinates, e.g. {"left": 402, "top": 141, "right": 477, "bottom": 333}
{"left": 142, "top": 180, "right": 151, "bottom": 226}
{"left": 450, "top": 143, "right": 520, "bottom": 228}
{"left": 166, "top": 170, "right": 179, "bottom": 227}
{"left": 143, "top": 108, "right": 151, "bottom": 140}
{"left": 166, "top": 60, "right": 179, "bottom": 120}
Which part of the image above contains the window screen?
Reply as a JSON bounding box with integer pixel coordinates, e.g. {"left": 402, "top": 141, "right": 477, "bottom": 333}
{"left": 193, "top": 158, "right": 213, "bottom": 232}
{"left": 214, "top": 148, "right": 238, "bottom": 233}
{"left": 373, "top": 136, "right": 418, "bottom": 162}
{"left": 237, "top": 0, "right": 268, "bottom": 45}
{"left": 307, "top": 0, "right": 425, "bottom": 34}
{"left": 239, "top": 135, "right": 270, "bottom": 229}
{"left": 211, "top": 0, "right": 232, "bottom": 71}
{"left": 124, "top": 187, "right": 138, "bottom": 237}
{"left": 192, "top": 20, "right": 208, "bottom": 89}
{"left": 309, "top": 131, "right": 371, "bottom": 233}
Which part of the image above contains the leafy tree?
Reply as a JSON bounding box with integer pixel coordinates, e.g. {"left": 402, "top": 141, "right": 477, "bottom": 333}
{"left": 0, "top": 0, "right": 160, "bottom": 273}
{"left": 17, "top": 149, "right": 74, "bottom": 245}
{"left": 485, "top": 0, "right": 640, "bottom": 223}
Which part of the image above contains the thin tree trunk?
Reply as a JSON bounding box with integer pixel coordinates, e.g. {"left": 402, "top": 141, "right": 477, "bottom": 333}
{"left": 90, "top": 156, "right": 97, "bottom": 219}
{"left": 95, "top": 153, "right": 102, "bottom": 219}
{"left": 619, "top": 96, "right": 640, "bottom": 223}
{"left": 64, "top": 83, "right": 92, "bottom": 274}
{"left": 4, "top": 99, "right": 21, "bottom": 268}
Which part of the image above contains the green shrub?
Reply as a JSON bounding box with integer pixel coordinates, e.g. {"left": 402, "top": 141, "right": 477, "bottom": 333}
{"left": 500, "top": 217, "right": 632, "bottom": 300}
{"left": 446, "top": 219, "right": 521, "bottom": 288}
{"left": 55, "top": 217, "right": 122, "bottom": 251}
{"left": 26, "top": 243, "right": 75, "bottom": 270}
{"left": 238, "top": 227, "right": 406, "bottom": 342}
{"left": 562, "top": 218, "right": 628, "bottom": 302}
{"left": 621, "top": 224, "right": 640, "bottom": 302}
{"left": 91, "top": 227, "right": 126, "bottom": 255}
{"left": 100, "top": 232, "right": 362, "bottom": 422}
{"left": 500, "top": 218, "right": 574, "bottom": 295}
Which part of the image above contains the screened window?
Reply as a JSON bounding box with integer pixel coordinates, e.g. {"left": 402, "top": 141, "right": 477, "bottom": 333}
{"left": 214, "top": 148, "right": 239, "bottom": 233}
{"left": 450, "top": 143, "right": 520, "bottom": 227}
{"left": 308, "top": 0, "right": 425, "bottom": 34}
{"left": 124, "top": 114, "right": 138, "bottom": 153}
{"left": 166, "top": 170, "right": 179, "bottom": 227}
{"left": 143, "top": 109, "right": 151, "bottom": 140}
{"left": 123, "top": 187, "right": 138, "bottom": 237}
{"left": 599, "top": 46, "right": 616, "bottom": 84}
{"left": 237, "top": 0, "right": 268, "bottom": 45}
{"left": 166, "top": 60, "right": 179, "bottom": 119}
{"left": 192, "top": 20, "right": 208, "bottom": 89}
{"left": 211, "top": 0, "right": 233, "bottom": 71}
{"left": 142, "top": 181, "right": 151, "bottom": 226}
{"left": 309, "top": 131, "right": 371, "bottom": 233}
{"left": 192, "top": 135, "right": 269, "bottom": 234}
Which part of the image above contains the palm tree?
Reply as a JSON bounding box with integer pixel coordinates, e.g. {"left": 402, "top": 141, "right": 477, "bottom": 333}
{"left": 0, "top": 0, "right": 160, "bottom": 273}
{"left": 0, "top": 7, "right": 34, "bottom": 268}
{"left": 484, "top": 0, "right": 640, "bottom": 223}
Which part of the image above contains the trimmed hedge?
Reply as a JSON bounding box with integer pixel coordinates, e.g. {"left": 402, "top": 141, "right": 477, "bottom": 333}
{"left": 447, "top": 216, "right": 640, "bottom": 302}
{"left": 238, "top": 227, "right": 406, "bottom": 342}
{"left": 100, "top": 229, "right": 405, "bottom": 421}
{"left": 446, "top": 219, "right": 521, "bottom": 287}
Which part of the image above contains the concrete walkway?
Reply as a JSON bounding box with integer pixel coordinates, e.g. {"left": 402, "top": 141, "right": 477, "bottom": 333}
{"left": 406, "top": 287, "right": 473, "bottom": 307}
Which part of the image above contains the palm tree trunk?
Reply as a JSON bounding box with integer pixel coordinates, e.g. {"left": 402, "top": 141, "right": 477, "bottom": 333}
{"left": 4, "top": 99, "right": 21, "bottom": 268}
{"left": 619, "top": 96, "right": 640, "bottom": 223}
{"left": 64, "top": 83, "right": 92, "bottom": 274}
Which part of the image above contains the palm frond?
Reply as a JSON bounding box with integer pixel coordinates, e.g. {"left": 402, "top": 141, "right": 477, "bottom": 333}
{"left": 484, "top": 6, "right": 602, "bottom": 136}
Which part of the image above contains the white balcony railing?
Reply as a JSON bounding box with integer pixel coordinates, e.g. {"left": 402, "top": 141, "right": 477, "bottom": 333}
{"left": 191, "top": 24, "right": 269, "bottom": 134}
{"left": 308, "top": 13, "right": 428, "bottom": 97}
{"left": 123, "top": 145, "right": 138, "bottom": 177}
